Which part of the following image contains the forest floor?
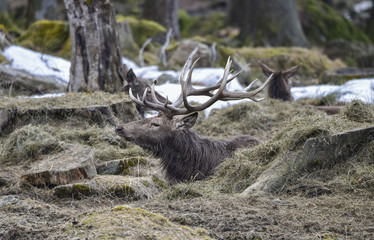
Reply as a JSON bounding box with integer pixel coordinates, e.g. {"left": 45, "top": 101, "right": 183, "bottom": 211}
{"left": 1, "top": 172, "right": 374, "bottom": 239}
{"left": 1, "top": 96, "right": 373, "bottom": 240}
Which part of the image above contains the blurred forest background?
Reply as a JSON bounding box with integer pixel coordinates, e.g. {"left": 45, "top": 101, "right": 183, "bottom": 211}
{"left": 0, "top": 0, "right": 373, "bottom": 88}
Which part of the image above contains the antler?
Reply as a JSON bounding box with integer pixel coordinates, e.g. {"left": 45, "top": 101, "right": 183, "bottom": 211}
{"left": 129, "top": 57, "right": 273, "bottom": 118}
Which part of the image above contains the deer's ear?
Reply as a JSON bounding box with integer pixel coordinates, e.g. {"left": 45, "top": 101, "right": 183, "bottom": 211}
{"left": 283, "top": 65, "right": 300, "bottom": 79}
{"left": 127, "top": 69, "right": 139, "bottom": 86}
{"left": 174, "top": 112, "right": 198, "bottom": 130}
{"left": 259, "top": 62, "right": 274, "bottom": 77}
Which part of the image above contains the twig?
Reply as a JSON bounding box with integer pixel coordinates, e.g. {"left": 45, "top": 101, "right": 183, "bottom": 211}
{"left": 138, "top": 38, "right": 152, "bottom": 67}
{"left": 159, "top": 28, "right": 173, "bottom": 67}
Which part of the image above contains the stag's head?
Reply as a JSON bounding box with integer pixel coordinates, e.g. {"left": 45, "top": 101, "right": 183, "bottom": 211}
{"left": 116, "top": 57, "right": 273, "bottom": 150}
{"left": 259, "top": 62, "right": 300, "bottom": 101}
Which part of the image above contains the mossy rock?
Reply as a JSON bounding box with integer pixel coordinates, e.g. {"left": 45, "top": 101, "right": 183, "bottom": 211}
{"left": 230, "top": 46, "right": 346, "bottom": 83}
{"left": 0, "top": 53, "right": 9, "bottom": 64}
{"left": 116, "top": 15, "right": 166, "bottom": 46}
{"left": 298, "top": 0, "right": 371, "bottom": 44}
{"left": 319, "top": 67, "right": 374, "bottom": 85}
{"left": 54, "top": 175, "right": 160, "bottom": 200}
{"left": 57, "top": 36, "right": 71, "bottom": 59}
{"left": 96, "top": 157, "right": 148, "bottom": 175}
{"left": 17, "top": 20, "right": 69, "bottom": 54}
{"left": 0, "top": 13, "right": 21, "bottom": 36}
{"left": 60, "top": 205, "right": 212, "bottom": 239}
{"left": 0, "top": 24, "right": 8, "bottom": 34}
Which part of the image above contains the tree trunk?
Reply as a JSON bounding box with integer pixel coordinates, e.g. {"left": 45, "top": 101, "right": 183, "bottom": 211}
{"left": 367, "top": 0, "right": 374, "bottom": 41}
{"left": 0, "top": 0, "right": 9, "bottom": 15}
{"left": 64, "top": 0, "right": 124, "bottom": 93}
{"left": 143, "top": 0, "right": 180, "bottom": 40}
{"left": 227, "top": 0, "right": 308, "bottom": 47}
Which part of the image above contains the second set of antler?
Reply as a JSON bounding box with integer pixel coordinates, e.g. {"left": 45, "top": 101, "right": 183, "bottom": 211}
{"left": 116, "top": 57, "right": 273, "bottom": 182}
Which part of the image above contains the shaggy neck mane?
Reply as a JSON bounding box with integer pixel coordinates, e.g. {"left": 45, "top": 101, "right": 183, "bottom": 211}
{"left": 146, "top": 129, "right": 236, "bottom": 182}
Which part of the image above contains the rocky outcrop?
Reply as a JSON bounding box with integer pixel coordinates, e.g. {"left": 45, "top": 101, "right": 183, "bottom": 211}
{"left": 21, "top": 146, "right": 96, "bottom": 187}
{"left": 0, "top": 64, "right": 66, "bottom": 96}
{"left": 54, "top": 175, "right": 159, "bottom": 200}
{"left": 167, "top": 40, "right": 214, "bottom": 69}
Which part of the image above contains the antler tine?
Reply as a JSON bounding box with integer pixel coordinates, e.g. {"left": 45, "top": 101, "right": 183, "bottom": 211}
{"left": 243, "top": 79, "right": 258, "bottom": 92}
{"left": 182, "top": 56, "right": 232, "bottom": 112}
{"left": 129, "top": 87, "right": 146, "bottom": 106}
{"left": 128, "top": 56, "right": 273, "bottom": 118}
{"left": 150, "top": 83, "right": 164, "bottom": 105}
{"left": 220, "top": 73, "right": 274, "bottom": 102}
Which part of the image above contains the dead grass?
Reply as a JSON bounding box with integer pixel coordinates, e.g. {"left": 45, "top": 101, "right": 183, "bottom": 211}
{"left": 192, "top": 101, "right": 374, "bottom": 196}
{"left": 0, "top": 91, "right": 132, "bottom": 111}
{"left": 1, "top": 93, "right": 373, "bottom": 239}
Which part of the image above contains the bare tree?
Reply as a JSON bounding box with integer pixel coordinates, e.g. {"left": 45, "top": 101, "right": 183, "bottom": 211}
{"left": 64, "top": 0, "right": 124, "bottom": 93}
{"left": 227, "top": 0, "right": 308, "bottom": 47}
{"left": 143, "top": 0, "right": 180, "bottom": 40}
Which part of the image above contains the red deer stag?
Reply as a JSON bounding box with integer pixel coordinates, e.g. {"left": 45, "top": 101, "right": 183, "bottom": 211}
{"left": 116, "top": 57, "right": 273, "bottom": 182}
{"left": 259, "top": 62, "right": 300, "bottom": 101}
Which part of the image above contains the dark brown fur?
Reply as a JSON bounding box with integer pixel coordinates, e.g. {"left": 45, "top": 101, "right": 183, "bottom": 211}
{"left": 259, "top": 62, "right": 300, "bottom": 101}
{"left": 116, "top": 112, "right": 261, "bottom": 182}
{"left": 122, "top": 65, "right": 169, "bottom": 117}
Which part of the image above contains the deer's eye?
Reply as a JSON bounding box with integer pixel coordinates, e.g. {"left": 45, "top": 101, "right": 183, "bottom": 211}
{"left": 151, "top": 122, "right": 160, "bottom": 127}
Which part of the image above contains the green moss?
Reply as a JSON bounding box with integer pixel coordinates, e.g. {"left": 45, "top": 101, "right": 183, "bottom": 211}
{"left": 0, "top": 53, "right": 9, "bottom": 64}
{"left": 58, "top": 36, "right": 71, "bottom": 59}
{"left": 298, "top": 0, "right": 371, "bottom": 44}
{"left": 232, "top": 46, "right": 346, "bottom": 81}
{"left": 17, "top": 20, "right": 69, "bottom": 53}
{"left": 178, "top": 10, "right": 198, "bottom": 38}
{"left": 0, "top": 24, "right": 7, "bottom": 33}
{"left": 178, "top": 10, "right": 225, "bottom": 40}
{"left": 116, "top": 15, "right": 166, "bottom": 45}
{"left": 0, "top": 13, "right": 20, "bottom": 35}
{"left": 152, "top": 175, "right": 169, "bottom": 189}
{"left": 54, "top": 184, "right": 95, "bottom": 199}
{"left": 111, "top": 185, "right": 136, "bottom": 198}
{"left": 62, "top": 205, "right": 213, "bottom": 239}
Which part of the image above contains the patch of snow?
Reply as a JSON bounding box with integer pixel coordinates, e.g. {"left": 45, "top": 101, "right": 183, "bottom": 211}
{"left": 354, "top": 1, "right": 373, "bottom": 13}
{"left": 292, "top": 79, "right": 374, "bottom": 103}
{"left": 2, "top": 45, "right": 373, "bottom": 117}
{"left": 3, "top": 45, "right": 70, "bottom": 85}
{"left": 122, "top": 57, "right": 138, "bottom": 70}
{"left": 24, "top": 93, "right": 67, "bottom": 99}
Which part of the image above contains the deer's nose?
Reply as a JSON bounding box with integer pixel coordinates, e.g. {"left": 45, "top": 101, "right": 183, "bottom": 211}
{"left": 115, "top": 126, "right": 124, "bottom": 133}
